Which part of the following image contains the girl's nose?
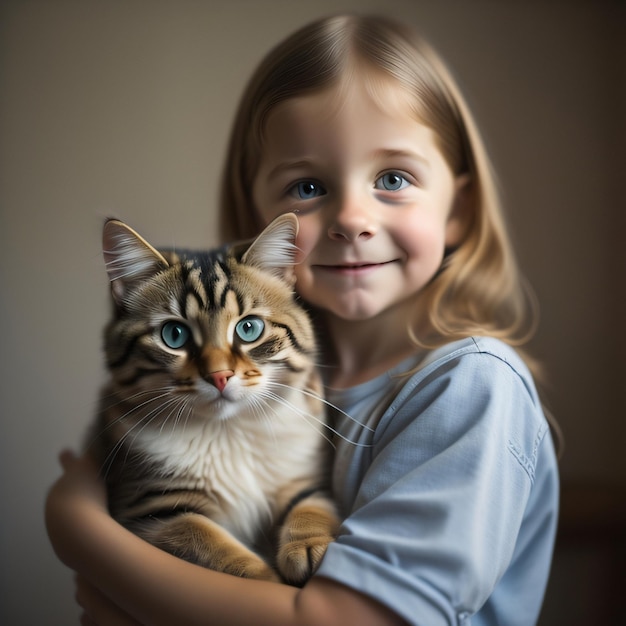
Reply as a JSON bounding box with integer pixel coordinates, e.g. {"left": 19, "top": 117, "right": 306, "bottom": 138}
{"left": 327, "top": 193, "right": 377, "bottom": 242}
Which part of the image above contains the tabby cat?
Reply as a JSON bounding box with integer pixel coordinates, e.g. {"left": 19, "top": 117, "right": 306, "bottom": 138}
{"left": 88, "top": 214, "right": 339, "bottom": 585}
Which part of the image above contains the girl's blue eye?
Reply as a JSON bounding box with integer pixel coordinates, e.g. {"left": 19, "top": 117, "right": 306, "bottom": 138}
{"left": 235, "top": 316, "right": 265, "bottom": 343}
{"left": 290, "top": 181, "right": 325, "bottom": 200}
{"left": 375, "top": 172, "right": 410, "bottom": 191}
{"left": 161, "top": 321, "right": 190, "bottom": 349}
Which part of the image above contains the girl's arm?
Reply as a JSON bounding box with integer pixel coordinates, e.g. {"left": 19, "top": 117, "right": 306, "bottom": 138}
{"left": 45, "top": 452, "right": 405, "bottom": 626}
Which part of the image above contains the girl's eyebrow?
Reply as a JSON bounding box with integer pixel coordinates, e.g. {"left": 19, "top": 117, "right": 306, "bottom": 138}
{"left": 371, "top": 148, "right": 431, "bottom": 168}
{"left": 266, "top": 159, "right": 315, "bottom": 182}
{"left": 266, "top": 149, "right": 431, "bottom": 182}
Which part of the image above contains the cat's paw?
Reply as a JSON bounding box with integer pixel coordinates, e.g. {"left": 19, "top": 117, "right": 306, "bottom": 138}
{"left": 277, "top": 532, "right": 335, "bottom": 586}
{"left": 223, "top": 554, "right": 282, "bottom": 583}
{"left": 276, "top": 502, "right": 340, "bottom": 586}
{"left": 140, "top": 513, "right": 281, "bottom": 583}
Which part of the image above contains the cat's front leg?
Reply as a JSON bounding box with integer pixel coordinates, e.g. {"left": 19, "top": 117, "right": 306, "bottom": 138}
{"left": 135, "top": 513, "right": 281, "bottom": 583}
{"left": 276, "top": 494, "right": 341, "bottom": 586}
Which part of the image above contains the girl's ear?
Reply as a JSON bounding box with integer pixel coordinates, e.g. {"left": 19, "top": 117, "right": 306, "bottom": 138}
{"left": 445, "top": 174, "right": 473, "bottom": 248}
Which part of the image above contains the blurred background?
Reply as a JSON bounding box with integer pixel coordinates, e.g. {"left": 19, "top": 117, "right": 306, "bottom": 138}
{"left": 1, "top": 0, "right": 624, "bottom": 623}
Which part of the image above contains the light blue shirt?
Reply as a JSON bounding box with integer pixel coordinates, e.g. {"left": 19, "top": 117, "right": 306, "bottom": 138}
{"left": 315, "top": 337, "right": 559, "bottom": 626}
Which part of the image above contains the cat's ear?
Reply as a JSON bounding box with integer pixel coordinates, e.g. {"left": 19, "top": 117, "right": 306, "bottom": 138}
{"left": 242, "top": 213, "right": 299, "bottom": 283}
{"left": 102, "top": 219, "right": 170, "bottom": 303}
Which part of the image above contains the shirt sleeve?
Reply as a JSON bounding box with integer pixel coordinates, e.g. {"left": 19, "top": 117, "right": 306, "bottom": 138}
{"left": 315, "top": 344, "right": 554, "bottom": 625}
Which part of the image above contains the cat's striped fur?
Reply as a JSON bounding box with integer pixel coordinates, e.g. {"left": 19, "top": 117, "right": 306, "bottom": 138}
{"left": 88, "top": 214, "right": 339, "bottom": 585}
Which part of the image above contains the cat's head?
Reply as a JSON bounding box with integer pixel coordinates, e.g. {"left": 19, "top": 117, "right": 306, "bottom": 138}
{"left": 101, "top": 214, "right": 317, "bottom": 423}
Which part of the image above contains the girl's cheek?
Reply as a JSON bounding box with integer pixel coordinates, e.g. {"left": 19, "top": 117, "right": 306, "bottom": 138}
{"left": 293, "top": 215, "right": 320, "bottom": 263}
{"left": 294, "top": 238, "right": 312, "bottom": 264}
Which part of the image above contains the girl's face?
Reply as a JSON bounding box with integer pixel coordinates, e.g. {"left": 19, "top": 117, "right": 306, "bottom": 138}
{"left": 252, "top": 78, "right": 468, "bottom": 323}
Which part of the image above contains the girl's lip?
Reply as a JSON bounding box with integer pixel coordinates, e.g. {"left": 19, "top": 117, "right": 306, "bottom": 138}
{"left": 314, "top": 260, "right": 394, "bottom": 273}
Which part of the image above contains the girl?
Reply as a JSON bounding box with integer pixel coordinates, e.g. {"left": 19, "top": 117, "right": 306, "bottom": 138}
{"left": 46, "top": 14, "right": 559, "bottom": 626}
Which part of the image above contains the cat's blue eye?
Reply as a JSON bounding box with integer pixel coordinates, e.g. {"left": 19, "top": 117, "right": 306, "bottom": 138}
{"left": 235, "top": 316, "right": 265, "bottom": 343}
{"left": 374, "top": 172, "right": 411, "bottom": 192}
{"left": 290, "top": 181, "right": 326, "bottom": 200}
{"left": 161, "top": 321, "right": 190, "bottom": 350}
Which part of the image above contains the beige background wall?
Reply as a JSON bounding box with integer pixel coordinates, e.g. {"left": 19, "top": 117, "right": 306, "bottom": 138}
{"left": 1, "top": 1, "right": 624, "bottom": 624}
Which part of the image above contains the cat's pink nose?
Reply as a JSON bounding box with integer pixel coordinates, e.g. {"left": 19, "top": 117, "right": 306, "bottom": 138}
{"left": 208, "top": 369, "right": 234, "bottom": 392}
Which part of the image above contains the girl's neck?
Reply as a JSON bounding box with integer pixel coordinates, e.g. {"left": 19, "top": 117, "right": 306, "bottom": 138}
{"left": 318, "top": 309, "right": 425, "bottom": 389}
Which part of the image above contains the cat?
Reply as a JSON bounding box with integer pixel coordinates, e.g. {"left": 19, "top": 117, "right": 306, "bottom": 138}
{"left": 88, "top": 213, "right": 340, "bottom": 586}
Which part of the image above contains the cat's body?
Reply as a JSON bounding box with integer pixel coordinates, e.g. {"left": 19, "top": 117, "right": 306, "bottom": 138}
{"left": 89, "top": 214, "right": 339, "bottom": 585}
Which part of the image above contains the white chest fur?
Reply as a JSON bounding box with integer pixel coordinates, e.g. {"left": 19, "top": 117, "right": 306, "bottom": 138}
{"left": 133, "top": 397, "right": 322, "bottom": 543}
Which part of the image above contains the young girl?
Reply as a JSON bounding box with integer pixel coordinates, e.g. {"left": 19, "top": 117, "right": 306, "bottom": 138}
{"left": 46, "top": 14, "right": 559, "bottom": 626}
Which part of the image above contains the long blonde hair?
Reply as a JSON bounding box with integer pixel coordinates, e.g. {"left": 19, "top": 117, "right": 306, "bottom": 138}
{"left": 219, "top": 14, "right": 537, "bottom": 353}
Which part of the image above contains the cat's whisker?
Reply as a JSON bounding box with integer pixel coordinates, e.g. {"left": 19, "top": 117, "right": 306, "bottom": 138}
{"left": 259, "top": 390, "right": 337, "bottom": 446}
{"left": 88, "top": 389, "right": 176, "bottom": 453}
{"left": 158, "top": 397, "right": 183, "bottom": 436}
{"left": 97, "top": 386, "right": 177, "bottom": 418}
{"left": 261, "top": 388, "right": 373, "bottom": 448}
{"left": 92, "top": 388, "right": 170, "bottom": 443}
{"left": 164, "top": 396, "right": 197, "bottom": 448}
{"left": 269, "top": 381, "right": 375, "bottom": 433}
{"left": 245, "top": 396, "right": 281, "bottom": 446}
{"left": 126, "top": 395, "right": 188, "bottom": 445}
{"left": 99, "top": 394, "right": 188, "bottom": 476}
{"left": 170, "top": 395, "right": 193, "bottom": 437}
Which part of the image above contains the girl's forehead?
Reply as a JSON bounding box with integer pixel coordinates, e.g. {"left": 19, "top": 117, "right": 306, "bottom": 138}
{"left": 256, "top": 76, "right": 450, "bottom": 180}
{"left": 268, "top": 72, "right": 422, "bottom": 130}
{"left": 252, "top": 66, "right": 456, "bottom": 178}
{"left": 357, "top": 69, "right": 422, "bottom": 119}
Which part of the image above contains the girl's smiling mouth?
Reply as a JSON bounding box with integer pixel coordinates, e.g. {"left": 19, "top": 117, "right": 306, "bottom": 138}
{"left": 314, "top": 260, "right": 397, "bottom": 275}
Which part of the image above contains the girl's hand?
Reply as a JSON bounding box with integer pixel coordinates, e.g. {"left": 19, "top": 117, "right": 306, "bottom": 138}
{"left": 45, "top": 449, "right": 108, "bottom": 568}
{"left": 46, "top": 452, "right": 142, "bottom": 625}
{"left": 55, "top": 449, "right": 107, "bottom": 508}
